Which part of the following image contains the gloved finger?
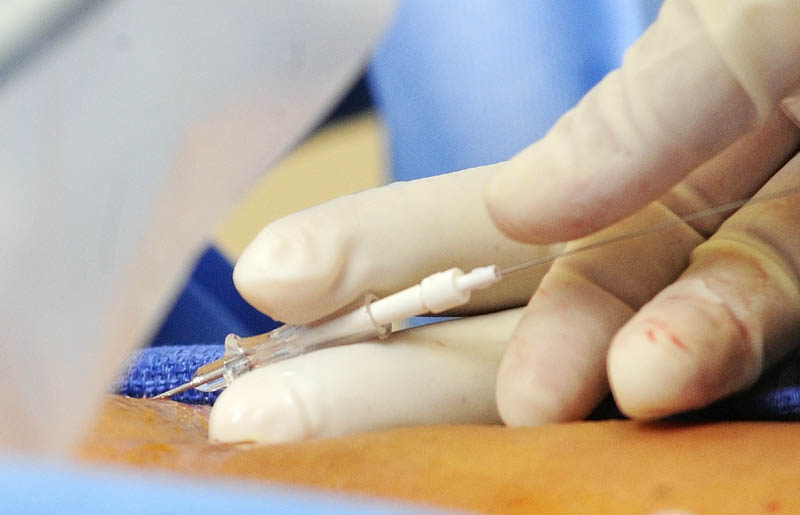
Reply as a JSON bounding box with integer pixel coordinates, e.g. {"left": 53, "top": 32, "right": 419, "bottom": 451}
{"left": 487, "top": 0, "right": 800, "bottom": 244}
{"left": 496, "top": 109, "right": 800, "bottom": 426}
{"left": 608, "top": 153, "right": 800, "bottom": 419}
{"left": 497, "top": 203, "right": 701, "bottom": 426}
{"left": 658, "top": 108, "right": 800, "bottom": 237}
{"left": 209, "top": 308, "right": 521, "bottom": 444}
{"left": 234, "top": 164, "right": 561, "bottom": 325}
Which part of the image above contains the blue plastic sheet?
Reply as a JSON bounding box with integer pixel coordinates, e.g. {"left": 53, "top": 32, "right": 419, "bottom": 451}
{"left": 0, "top": 455, "right": 442, "bottom": 515}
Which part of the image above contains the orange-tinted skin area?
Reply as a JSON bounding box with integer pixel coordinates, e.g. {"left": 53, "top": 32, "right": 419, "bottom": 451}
{"left": 77, "top": 395, "right": 799, "bottom": 514}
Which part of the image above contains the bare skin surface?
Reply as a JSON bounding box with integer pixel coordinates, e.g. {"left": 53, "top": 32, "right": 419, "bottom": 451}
{"left": 77, "top": 395, "right": 800, "bottom": 514}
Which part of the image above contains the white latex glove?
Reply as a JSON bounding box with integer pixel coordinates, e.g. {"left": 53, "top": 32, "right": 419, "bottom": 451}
{"left": 213, "top": 0, "right": 800, "bottom": 442}
{"left": 210, "top": 167, "right": 561, "bottom": 443}
{"left": 210, "top": 308, "right": 521, "bottom": 443}
{"left": 485, "top": 0, "right": 800, "bottom": 423}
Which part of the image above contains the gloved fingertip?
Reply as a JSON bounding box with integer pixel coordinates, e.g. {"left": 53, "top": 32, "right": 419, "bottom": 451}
{"left": 609, "top": 276, "right": 765, "bottom": 419}
{"left": 233, "top": 220, "right": 348, "bottom": 323}
{"left": 495, "top": 339, "right": 566, "bottom": 427}
{"left": 607, "top": 329, "right": 694, "bottom": 420}
{"left": 208, "top": 370, "right": 314, "bottom": 444}
{"left": 496, "top": 379, "right": 561, "bottom": 428}
{"left": 485, "top": 158, "right": 600, "bottom": 245}
{"left": 485, "top": 162, "right": 545, "bottom": 244}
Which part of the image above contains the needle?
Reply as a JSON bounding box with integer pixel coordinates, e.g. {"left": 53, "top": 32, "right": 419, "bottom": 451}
{"left": 151, "top": 380, "right": 203, "bottom": 399}
{"left": 501, "top": 184, "right": 800, "bottom": 276}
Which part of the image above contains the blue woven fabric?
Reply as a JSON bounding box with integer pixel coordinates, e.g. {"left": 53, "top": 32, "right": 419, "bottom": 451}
{"left": 117, "top": 344, "right": 225, "bottom": 404}
{"left": 587, "top": 352, "right": 800, "bottom": 421}
{"left": 121, "top": 342, "right": 800, "bottom": 418}
{"left": 749, "top": 387, "right": 800, "bottom": 419}
{"left": 678, "top": 350, "right": 800, "bottom": 421}
{"left": 703, "top": 387, "right": 800, "bottom": 421}
{"left": 116, "top": 245, "right": 278, "bottom": 403}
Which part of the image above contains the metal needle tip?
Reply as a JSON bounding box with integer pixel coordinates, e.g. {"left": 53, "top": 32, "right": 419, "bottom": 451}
{"left": 151, "top": 378, "right": 200, "bottom": 400}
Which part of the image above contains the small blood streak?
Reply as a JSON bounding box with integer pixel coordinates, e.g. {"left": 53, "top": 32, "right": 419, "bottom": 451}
{"left": 644, "top": 318, "right": 689, "bottom": 352}
{"left": 766, "top": 500, "right": 781, "bottom": 512}
{"left": 667, "top": 333, "right": 689, "bottom": 352}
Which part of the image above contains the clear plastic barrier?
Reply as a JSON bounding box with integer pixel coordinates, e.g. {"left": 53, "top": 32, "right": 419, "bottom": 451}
{"left": 0, "top": 0, "right": 395, "bottom": 453}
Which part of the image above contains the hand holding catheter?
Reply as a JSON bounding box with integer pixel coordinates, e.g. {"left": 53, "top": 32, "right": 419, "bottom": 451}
{"left": 153, "top": 184, "right": 800, "bottom": 399}
{"left": 153, "top": 264, "right": 503, "bottom": 399}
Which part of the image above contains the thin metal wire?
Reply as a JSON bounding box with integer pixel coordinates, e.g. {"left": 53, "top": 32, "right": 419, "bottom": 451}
{"left": 500, "top": 184, "right": 800, "bottom": 276}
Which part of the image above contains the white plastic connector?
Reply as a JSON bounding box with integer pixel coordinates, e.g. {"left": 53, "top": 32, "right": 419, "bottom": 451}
{"left": 269, "top": 265, "right": 504, "bottom": 360}
{"left": 369, "top": 265, "right": 502, "bottom": 324}
{"left": 419, "top": 268, "right": 470, "bottom": 313}
{"left": 454, "top": 265, "right": 501, "bottom": 292}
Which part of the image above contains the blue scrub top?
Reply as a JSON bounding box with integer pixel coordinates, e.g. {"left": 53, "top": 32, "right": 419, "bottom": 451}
{"left": 368, "top": 0, "right": 663, "bottom": 181}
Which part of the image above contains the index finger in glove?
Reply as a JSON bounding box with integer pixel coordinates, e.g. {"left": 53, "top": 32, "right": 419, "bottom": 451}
{"left": 487, "top": 0, "right": 800, "bottom": 244}
{"left": 234, "top": 164, "right": 560, "bottom": 325}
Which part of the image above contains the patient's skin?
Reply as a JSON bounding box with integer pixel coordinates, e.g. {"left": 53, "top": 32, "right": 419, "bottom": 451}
{"left": 78, "top": 395, "right": 800, "bottom": 514}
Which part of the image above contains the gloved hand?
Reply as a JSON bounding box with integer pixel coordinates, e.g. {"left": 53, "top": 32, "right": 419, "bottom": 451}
{"left": 485, "top": 0, "right": 800, "bottom": 424}
{"left": 211, "top": 0, "right": 800, "bottom": 442}
{"left": 210, "top": 167, "right": 562, "bottom": 443}
{"left": 210, "top": 308, "right": 522, "bottom": 443}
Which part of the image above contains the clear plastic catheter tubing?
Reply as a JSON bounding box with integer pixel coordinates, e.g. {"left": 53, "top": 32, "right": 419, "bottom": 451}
{"left": 153, "top": 265, "right": 502, "bottom": 398}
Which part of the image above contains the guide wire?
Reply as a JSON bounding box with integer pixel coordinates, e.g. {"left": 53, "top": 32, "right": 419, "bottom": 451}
{"left": 500, "top": 184, "right": 800, "bottom": 276}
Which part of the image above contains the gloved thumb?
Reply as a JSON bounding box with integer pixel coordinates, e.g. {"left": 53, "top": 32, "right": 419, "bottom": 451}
{"left": 209, "top": 308, "right": 521, "bottom": 444}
